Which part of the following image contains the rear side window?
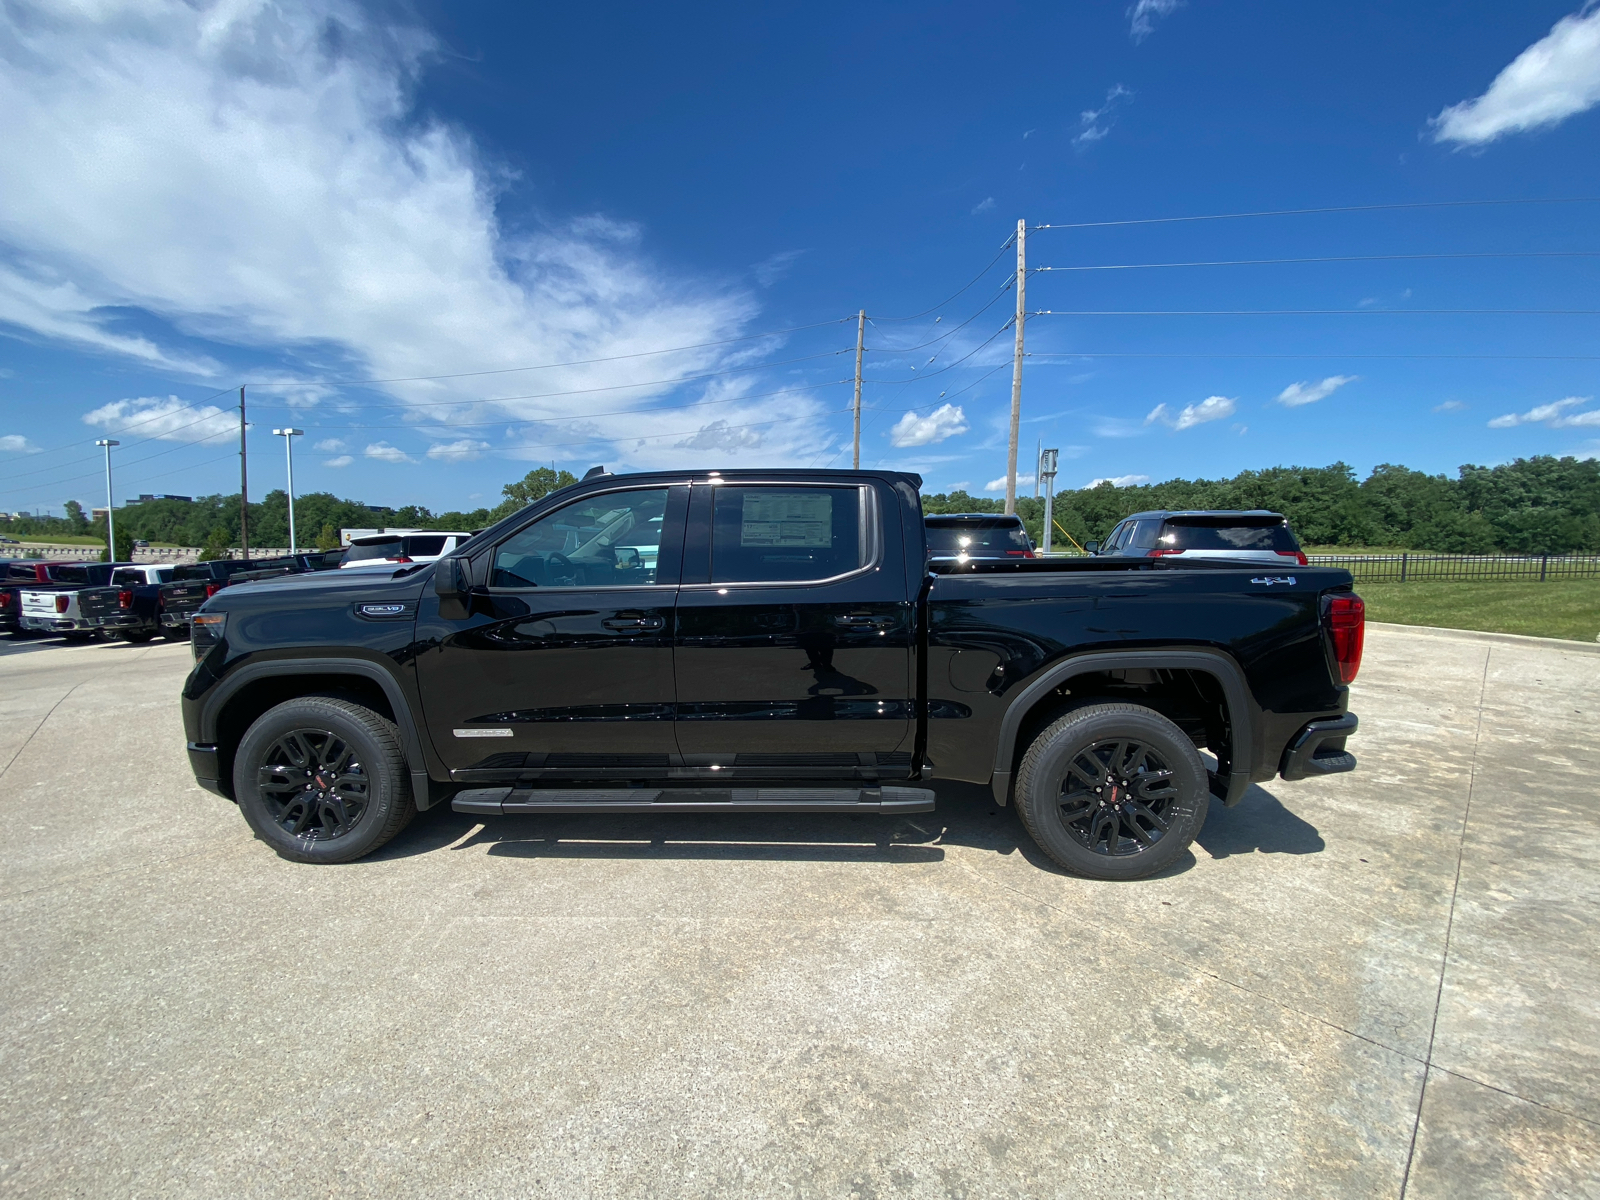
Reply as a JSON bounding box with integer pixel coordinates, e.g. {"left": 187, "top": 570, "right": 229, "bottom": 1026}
{"left": 926, "top": 519, "right": 1031, "bottom": 557}
{"left": 1160, "top": 520, "right": 1300, "bottom": 551}
{"left": 403, "top": 535, "right": 447, "bottom": 557}
{"left": 173, "top": 564, "right": 218, "bottom": 581}
{"left": 7, "top": 563, "right": 39, "bottom": 580}
{"left": 711, "top": 486, "right": 864, "bottom": 583}
{"left": 111, "top": 568, "right": 144, "bottom": 585}
{"left": 57, "top": 565, "right": 105, "bottom": 585}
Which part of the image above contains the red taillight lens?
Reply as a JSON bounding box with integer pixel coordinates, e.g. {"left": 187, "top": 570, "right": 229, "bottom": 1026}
{"left": 1278, "top": 550, "right": 1310, "bottom": 566}
{"left": 56, "top": 595, "right": 70, "bottom": 613}
{"left": 0, "top": 592, "right": 10, "bottom": 609}
{"left": 118, "top": 590, "right": 134, "bottom": 609}
{"left": 1327, "top": 594, "right": 1365, "bottom": 685}
{"left": 205, "top": 583, "right": 221, "bottom": 598}
{"left": 1150, "top": 548, "right": 1182, "bottom": 557}
{"left": 392, "top": 555, "right": 413, "bottom": 563}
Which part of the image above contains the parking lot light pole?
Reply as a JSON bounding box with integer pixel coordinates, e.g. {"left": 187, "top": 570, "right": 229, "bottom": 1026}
{"left": 272, "top": 428, "right": 304, "bottom": 552}
{"left": 95, "top": 439, "right": 120, "bottom": 561}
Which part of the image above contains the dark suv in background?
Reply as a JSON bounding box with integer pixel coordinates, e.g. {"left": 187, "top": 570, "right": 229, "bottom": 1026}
{"left": 1088, "top": 510, "right": 1309, "bottom": 566}
{"left": 925, "top": 513, "right": 1035, "bottom": 560}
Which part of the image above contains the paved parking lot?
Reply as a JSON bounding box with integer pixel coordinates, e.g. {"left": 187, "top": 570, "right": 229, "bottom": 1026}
{"left": 1, "top": 624, "right": 1596, "bottom": 1197}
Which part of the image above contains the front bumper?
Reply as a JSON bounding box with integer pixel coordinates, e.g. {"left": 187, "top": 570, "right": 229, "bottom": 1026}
{"left": 1279, "top": 713, "right": 1358, "bottom": 781}
{"left": 186, "top": 742, "right": 228, "bottom": 797}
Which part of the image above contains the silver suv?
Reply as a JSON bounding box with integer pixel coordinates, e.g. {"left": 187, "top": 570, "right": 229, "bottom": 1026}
{"left": 1089, "top": 510, "right": 1308, "bottom": 565}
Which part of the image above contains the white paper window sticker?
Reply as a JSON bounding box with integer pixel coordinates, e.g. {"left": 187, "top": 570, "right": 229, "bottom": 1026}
{"left": 740, "top": 491, "right": 832, "bottom": 547}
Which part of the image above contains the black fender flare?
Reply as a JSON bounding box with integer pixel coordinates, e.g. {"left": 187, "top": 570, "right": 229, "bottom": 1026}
{"left": 200, "top": 657, "right": 438, "bottom": 809}
{"left": 988, "top": 648, "right": 1256, "bottom": 807}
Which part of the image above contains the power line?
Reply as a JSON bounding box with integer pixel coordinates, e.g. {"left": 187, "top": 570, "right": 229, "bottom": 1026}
{"left": 489, "top": 406, "right": 854, "bottom": 453}
{"left": 2, "top": 385, "right": 241, "bottom": 466}
{"left": 867, "top": 236, "right": 1017, "bottom": 322}
{"left": 1029, "top": 308, "right": 1600, "bottom": 317}
{"left": 862, "top": 318, "right": 1017, "bottom": 384}
{"left": 1030, "top": 197, "right": 1600, "bottom": 232}
{"left": 1027, "top": 351, "right": 1600, "bottom": 360}
{"left": 1032, "top": 251, "right": 1600, "bottom": 272}
{"left": 864, "top": 274, "right": 1016, "bottom": 356}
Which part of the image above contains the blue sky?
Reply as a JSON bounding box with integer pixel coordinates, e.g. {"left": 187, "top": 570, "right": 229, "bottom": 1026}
{"left": 2, "top": 0, "right": 1599, "bottom": 516}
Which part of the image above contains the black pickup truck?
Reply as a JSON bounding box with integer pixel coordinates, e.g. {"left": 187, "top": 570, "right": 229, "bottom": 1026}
{"left": 159, "top": 558, "right": 299, "bottom": 634}
{"left": 181, "top": 469, "right": 1363, "bottom": 879}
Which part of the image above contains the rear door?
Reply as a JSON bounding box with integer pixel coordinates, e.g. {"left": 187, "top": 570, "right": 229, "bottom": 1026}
{"left": 672, "top": 480, "right": 914, "bottom": 780}
{"left": 415, "top": 484, "right": 689, "bottom": 780}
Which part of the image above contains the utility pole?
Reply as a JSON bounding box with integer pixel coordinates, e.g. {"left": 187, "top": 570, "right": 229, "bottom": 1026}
{"left": 851, "top": 309, "right": 865, "bottom": 469}
{"left": 95, "top": 439, "right": 120, "bottom": 561}
{"left": 273, "top": 428, "right": 304, "bottom": 552}
{"left": 1038, "top": 447, "right": 1059, "bottom": 555}
{"left": 1004, "top": 218, "right": 1026, "bottom": 515}
{"left": 238, "top": 386, "right": 249, "bottom": 560}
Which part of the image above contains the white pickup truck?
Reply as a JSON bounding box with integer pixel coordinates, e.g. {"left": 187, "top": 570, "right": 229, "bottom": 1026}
{"left": 20, "top": 562, "right": 125, "bottom": 639}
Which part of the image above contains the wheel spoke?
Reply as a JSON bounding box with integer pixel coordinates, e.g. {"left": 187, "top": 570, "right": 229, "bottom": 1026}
{"left": 1065, "top": 756, "right": 1103, "bottom": 790}
{"left": 1126, "top": 813, "right": 1154, "bottom": 846}
{"left": 1050, "top": 735, "right": 1183, "bottom": 858}
{"left": 1130, "top": 799, "right": 1170, "bottom": 833}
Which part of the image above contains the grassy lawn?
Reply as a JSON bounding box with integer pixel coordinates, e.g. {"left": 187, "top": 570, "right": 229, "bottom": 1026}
{"left": 1359, "top": 580, "right": 1600, "bottom": 643}
{"left": 16, "top": 536, "right": 106, "bottom": 547}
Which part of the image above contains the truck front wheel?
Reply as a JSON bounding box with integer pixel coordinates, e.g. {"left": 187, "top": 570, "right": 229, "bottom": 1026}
{"left": 1014, "top": 703, "right": 1208, "bottom": 881}
{"left": 232, "top": 695, "right": 416, "bottom": 864}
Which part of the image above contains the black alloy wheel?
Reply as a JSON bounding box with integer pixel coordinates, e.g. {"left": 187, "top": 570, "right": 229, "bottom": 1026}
{"left": 1014, "top": 702, "right": 1208, "bottom": 880}
{"left": 1057, "top": 738, "right": 1179, "bottom": 856}
{"left": 256, "top": 728, "right": 371, "bottom": 841}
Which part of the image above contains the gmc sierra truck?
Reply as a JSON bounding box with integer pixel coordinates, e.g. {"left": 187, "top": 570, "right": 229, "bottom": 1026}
{"left": 181, "top": 469, "right": 1363, "bottom": 880}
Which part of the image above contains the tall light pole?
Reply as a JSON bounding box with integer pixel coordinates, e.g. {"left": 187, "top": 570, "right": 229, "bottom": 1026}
{"left": 95, "top": 439, "right": 120, "bottom": 562}
{"left": 272, "top": 428, "right": 304, "bottom": 552}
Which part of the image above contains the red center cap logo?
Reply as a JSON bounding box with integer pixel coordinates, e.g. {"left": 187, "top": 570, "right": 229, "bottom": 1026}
{"left": 1109, "top": 785, "right": 1120, "bottom": 803}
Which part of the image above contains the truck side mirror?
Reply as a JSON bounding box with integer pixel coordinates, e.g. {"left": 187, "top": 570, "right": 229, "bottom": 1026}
{"left": 434, "top": 556, "right": 466, "bottom": 599}
{"left": 1084, "top": 540, "right": 1100, "bottom": 555}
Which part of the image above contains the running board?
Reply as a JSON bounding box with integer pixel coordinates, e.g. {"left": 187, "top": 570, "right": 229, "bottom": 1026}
{"left": 452, "top": 785, "right": 935, "bottom": 816}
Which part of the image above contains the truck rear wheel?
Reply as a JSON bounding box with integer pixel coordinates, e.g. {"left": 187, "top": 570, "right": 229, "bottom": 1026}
{"left": 1014, "top": 703, "right": 1208, "bottom": 881}
{"left": 232, "top": 695, "right": 416, "bottom": 864}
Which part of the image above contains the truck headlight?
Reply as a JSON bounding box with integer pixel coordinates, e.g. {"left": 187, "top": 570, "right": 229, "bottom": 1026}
{"left": 191, "top": 612, "right": 227, "bottom": 661}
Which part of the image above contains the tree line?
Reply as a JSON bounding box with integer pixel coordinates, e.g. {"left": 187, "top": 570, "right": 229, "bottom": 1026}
{"left": 6, "top": 457, "right": 1597, "bottom": 556}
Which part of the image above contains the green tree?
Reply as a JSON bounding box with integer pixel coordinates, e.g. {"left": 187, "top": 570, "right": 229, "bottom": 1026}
{"left": 64, "top": 500, "right": 89, "bottom": 533}
{"left": 314, "top": 523, "right": 341, "bottom": 551}
{"left": 100, "top": 526, "right": 135, "bottom": 562}
{"left": 500, "top": 467, "right": 579, "bottom": 512}
{"left": 198, "top": 525, "right": 231, "bottom": 562}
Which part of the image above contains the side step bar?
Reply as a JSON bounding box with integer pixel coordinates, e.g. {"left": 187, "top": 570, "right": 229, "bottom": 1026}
{"left": 452, "top": 785, "right": 935, "bottom": 816}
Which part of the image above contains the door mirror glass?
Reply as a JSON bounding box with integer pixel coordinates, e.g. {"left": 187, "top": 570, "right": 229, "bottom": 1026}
{"left": 1084, "top": 540, "right": 1100, "bottom": 555}
{"left": 613, "top": 545, "right": 642, "bottom": 571}
{"left": 434, "top": 556, "right": 465, "bottom": 599}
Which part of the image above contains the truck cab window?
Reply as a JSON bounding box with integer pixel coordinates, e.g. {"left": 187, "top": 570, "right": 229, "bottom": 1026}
{"left": 709, "top": 486, "right": 865, "bottom": 584}
{"left": 492, "top": 488, "right": 668, "bottom": 588}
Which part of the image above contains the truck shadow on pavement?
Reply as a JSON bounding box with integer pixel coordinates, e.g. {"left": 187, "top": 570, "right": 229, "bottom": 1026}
{"left": 371, "top": 779, "right": 1323, "bottom": 871}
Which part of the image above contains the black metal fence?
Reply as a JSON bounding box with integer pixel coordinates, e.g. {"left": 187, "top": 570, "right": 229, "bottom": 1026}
{"left": 1307, "top": 553, "right": 1600, "bottom": 583}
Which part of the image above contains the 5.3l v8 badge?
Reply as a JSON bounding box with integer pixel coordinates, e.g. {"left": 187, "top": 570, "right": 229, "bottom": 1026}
{"left": 1249, "top": 576, "right": 1297, "bottom": 586}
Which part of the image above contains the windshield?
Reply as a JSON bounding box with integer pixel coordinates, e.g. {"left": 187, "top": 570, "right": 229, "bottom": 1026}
{"left": 927, "top": 519, "right": 1031, "bottom": 557}
{"left": 1160, "top": 519, "right": 1300, "bottom": 552}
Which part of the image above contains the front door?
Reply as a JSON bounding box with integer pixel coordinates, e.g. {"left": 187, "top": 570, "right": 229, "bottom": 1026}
{"left": 672, "top": 481, "right": 913, "bottom": 781}
{"left": 415, "top": 485, "right": 688, "bottom": 782}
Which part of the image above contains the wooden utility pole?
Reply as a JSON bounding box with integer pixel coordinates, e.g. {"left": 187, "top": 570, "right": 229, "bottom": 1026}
{"left": 851, "top": 309, "right": 865, "bottom": 469}
{"left": 1004, "top": 219, "right": 1026, "bottom": 515}
{"left": 239, "top": 385, "right": 249, "bottom": 559}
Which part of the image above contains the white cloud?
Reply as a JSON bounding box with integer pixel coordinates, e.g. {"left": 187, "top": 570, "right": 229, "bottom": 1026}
{"left": 751, "top": 250, "right": 805, "bottom": 288}
{"left": 0, "top": 1, "right": 832, "bottom": 471}
{"left": 1487, "top": 396, "right": 1599, "bottom": 428}
{"left": 972, "top": 197, "right": 996, "bottom": 215}
{"left": 1128, "top": 0, "right": 1183, "bottom": 42}
{"left": 324, "top": 455, "right": 353, "bottom": 468}
{"left": 364, "top": 441, "right": 415, "bottom": 464}
{"left": 983, "top": 473, "right": 1036, "bottom": 493}
{"left": 673, "top": 419, "right": 764, "bottom": 452}
{"left": 1276, "top": 374, "right": 1358, "bottom": 407}
{"left": 1434, "top": 400, "right": 1468, "bottom": 413}
{"left": 889, "top": 404, "right": 969, "bottom": 448}
{"left": 1074, "top": 85, "right": 1133, "bottom": 147}
{"left": 81, "top": 394, "right": 235, "bottom": 443}
{"left": 0, "top": 434, "right": 38, "bottom": 452}
{"left": 1091, "top": 416, "right": 1145, "bottom": 439}
{"left": 314, "top": 438, "right": 347, "bottom": 452}
{"left": 1431, "top": 6, "right": 1600, "bottom": 145}
{"left": 427, "top": 438, "right": 492, "bottom": 461}
{"left": 1085, "top": 474, "right": 1151, "bottom": 488}
{"left": 1146, "top": 395, "right": 1237, "bottom": 431}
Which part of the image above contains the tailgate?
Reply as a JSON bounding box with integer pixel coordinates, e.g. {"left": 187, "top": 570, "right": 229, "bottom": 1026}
{"left": 161, "top": 582, "right": 209, "bottom": 618}
{"left": 77, "top": 587, "right": 123, "bottom": 620}
{"left": 21, "top": 589, "right": 67, "bottom": 617}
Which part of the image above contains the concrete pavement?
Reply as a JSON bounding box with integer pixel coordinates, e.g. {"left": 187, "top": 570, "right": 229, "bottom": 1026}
{"left": 0, "top": 624, "right": 1595, "bottom": 1197}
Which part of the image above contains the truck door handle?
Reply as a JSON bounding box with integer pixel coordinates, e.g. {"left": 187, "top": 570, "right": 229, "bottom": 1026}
{"left": 835, "top": 614, "right": 893, "bottom": 628}
{"left": 602, "top": 615, "right": 664, "bottom": 631}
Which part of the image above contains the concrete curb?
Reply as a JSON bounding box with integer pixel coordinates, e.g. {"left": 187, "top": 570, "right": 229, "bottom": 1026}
{"left": 1368, "top": 620, "right": 1600, "bottom": 655}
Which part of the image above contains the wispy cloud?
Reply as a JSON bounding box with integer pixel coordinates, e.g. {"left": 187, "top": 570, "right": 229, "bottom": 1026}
{"left": 365, "top": 441, "right": 416, "bottom": 464}
{"left": 427, "top": 439, "right": 492, "bottom": 461}
{"left": 1433, "top": 399, "right": 1468, "bottom": 413}
{"left": 1431, "top": 5, "right": 1600, "bottom": 145}
{"left": 1085, "top": 474, "right": 1151, "bottom": 488}
{"left": 1128, "top": 0, "right": 1183, "bottom": 43}
{"left": 314, "top": 438, "right": 347, "bottom": 452}
{"left": 971, "top": 197, "right": 996, "bottom": 215}
{"left": 1276, "top": 375, "right": 1358, "bottom": 407}
{"left": 324, "top": 455, "right": 353, "bottom": 468}
{"left": 984, "top": 473, "right": 1036, "bottom": 492}
{"left": 81, "top": 394, "right": 235, "bottom": 443}
{"left": 1074, "top": 85, "right": 1133, "bottom": 147}
{"left": 1146, "top": 396, "right": 1237, "bottom": 430}
{"left": 1487, "top": 396, "right": 1600, "bottom": 428}
{"left": 0, "top": 434, "right": 38, "bottom": 452}
{"left": 751, "top": 250, "right": 805, "bottom": 288}
{"left": 889, "top": 404, "right": 968, "bottom": 448}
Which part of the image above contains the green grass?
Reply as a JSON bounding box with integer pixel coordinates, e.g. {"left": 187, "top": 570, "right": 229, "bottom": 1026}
{"left": 1302, "top": 544, "right": 1416, "bottom": 557}
{"left": 15, "top": 535, "right": 106, "bottom": 546}
{"left": 1359, "top": 580, "right": 1600, "bottom": 643}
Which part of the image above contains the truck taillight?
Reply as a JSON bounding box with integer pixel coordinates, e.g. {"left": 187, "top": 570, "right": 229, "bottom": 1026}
{"left": 118, "top": 590, "right": 134, "bottom": 609}
{"left": 392, "top": 555, "right": 413, "bottom": 563}
{"left": 1278, "top": 550, "right": 1310, "bottom": 565}
{"left": 0, "top": 592, "right": 9, "bottom": 609}
{"left": 205, "top": 583, "right": 221, "bottom": 597}
{"left": 56, "top": 595, "right": 70, "bottom": 613}
{"left": 1326, "top": 594, "right": 1365, "bottom": 684}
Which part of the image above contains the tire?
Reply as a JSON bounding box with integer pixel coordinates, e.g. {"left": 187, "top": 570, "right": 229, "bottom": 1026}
{"left": 1014, "top": 702, "right": 1209, "bottom": 881}
{"left": 117, "top": 630, "right": 156, "bottom": 643}
{"left": 232, "top": 695, "right": 416, "bottom": 864}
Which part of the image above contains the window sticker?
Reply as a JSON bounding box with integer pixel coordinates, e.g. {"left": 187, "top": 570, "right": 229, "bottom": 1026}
{"left": 740, "top": 491, "right": 833, "bottom": 547}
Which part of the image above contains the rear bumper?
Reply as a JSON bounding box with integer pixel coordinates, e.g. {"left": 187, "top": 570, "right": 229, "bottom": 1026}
{"left": 161, "top": 612, "right": 196, "bottom": 628}
{"left": 1279, "top": 713, "right": 1358, "bottom": 781}
{"left": 21, "top": 617, "right": 94, "bottom": 632}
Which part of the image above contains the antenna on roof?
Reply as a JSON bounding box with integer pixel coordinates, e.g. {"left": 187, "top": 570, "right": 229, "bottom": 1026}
{"left": 582, "top": 465, "right": 609, "bottom": 481}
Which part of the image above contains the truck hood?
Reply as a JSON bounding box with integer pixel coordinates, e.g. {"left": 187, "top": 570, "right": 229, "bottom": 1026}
{"left": 208, "top": 562, "right": 431, "bottom": 607}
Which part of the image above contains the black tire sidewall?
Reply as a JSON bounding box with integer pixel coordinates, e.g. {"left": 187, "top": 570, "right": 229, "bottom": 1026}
{"left": 233, "top": 697, "right": 410, "bottom": 864}
{"left": 1017, "top": 705, "right": 1208, "bottom": 881}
